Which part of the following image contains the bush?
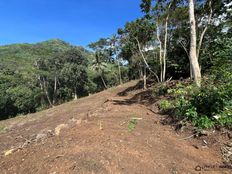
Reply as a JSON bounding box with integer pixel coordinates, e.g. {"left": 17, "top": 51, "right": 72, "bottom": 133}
{"left": 159, "top": 100, "right": 173, "bottom": 111}
{"left": 156, "top": 72, "right": 232, "bottom": 130}
{"left": 191, "top": 87, "right": 227, "bottom": 118}
{"left": 153, "top": 83, "right": 168, "bottom": 96}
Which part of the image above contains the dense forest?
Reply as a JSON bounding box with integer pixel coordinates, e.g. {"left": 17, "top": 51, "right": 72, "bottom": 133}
{"left": 0, "top": 0, "right": 231, "bottom": 129}
{"left": 0, "top": 39, "right": 128, "bottom": 119}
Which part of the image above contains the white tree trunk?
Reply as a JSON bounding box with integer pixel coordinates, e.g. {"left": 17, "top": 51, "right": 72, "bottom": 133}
{"left": 162, "top": 2, "right": 172, "bottom": 82}
{"left": 42, "top": 77, "right": 53, "bottom": 106}
{"left": 74, "top": 92, "right": 78, "bottom": 100}
{"left": 163, "top": 16, "right": 169, "bottom": 82}
{"left": 135, "top": 37, "right": 160, "bottom": 82}
{"left": 100, "top": 74, "right": 107, "bottom": 89}
{"left": 53, "top": 76, "right": 57, "bottom": 104}
{"left": 156, "top": 21, "right": 164, "bottom": 82}
{"left": 117, "top": 58, "right": 122, "bottom": 85}
{"left": 188, "top": 0, "right": 201, "bottom": 87}
{"left": 143, "top": 67, "right": 147, "bottom": 90}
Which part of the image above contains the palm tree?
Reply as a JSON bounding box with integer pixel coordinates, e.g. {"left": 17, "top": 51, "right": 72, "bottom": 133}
{"left": 91, "top": 52, "right": 108, "bottom": 89}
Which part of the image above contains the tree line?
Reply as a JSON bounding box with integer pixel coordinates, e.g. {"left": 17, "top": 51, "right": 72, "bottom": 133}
{"left": 0, "top": 39, "right": 128, "bottom": 119}
{"left": 90, "top": 0, "right": 231, "bottom": 88}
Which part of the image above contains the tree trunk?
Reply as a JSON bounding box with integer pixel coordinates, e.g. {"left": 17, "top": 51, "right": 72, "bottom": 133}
{"left": 42, "top": 77, "right": 53, "bottom": 107}
{"left": 163, "top": 16, "right": 169, "bottom": 82}
{"left": 74, "top": 88, "right": 78, "bottom": 100}
{"left": 100, "top": 74, "right": 107, "bottom": 89}
{"left": 162, "top": 2, "right": 172, "bottom": 82}
{"left": 52, "top": 76, "right": 57, "bottom": 105}
{"left": 190, "top": 64, "right": 193, "bottom": 79}
{"left": 135, "top": 37, "right": 160, "bottom": 83}
{"left": 139, "top": 66, "right": 143, "bottom": 79}
{"left": 37, "top": 75, "right": 46, "bottom": 107}
{"left": 188, "top": 0, "right": 201, "bottom": 87}
{"left": 156, "top": 21, "right": 163, "bottom": 82}
{"left": 179, "top": 40, "right": 193, "bottom": 79}
{"left": 197, "top": 0, "right": 213, "bottom": 59}
{"left": 117, "top": 58, "right": 122, "bottom": 85}
{"left": 143, "top": 67, "right": 147, "bottom": 90}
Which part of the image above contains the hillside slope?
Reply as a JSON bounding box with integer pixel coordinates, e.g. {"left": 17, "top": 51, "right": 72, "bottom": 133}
{"left": 0, "top": 81, "right": 228, "bottom": 174}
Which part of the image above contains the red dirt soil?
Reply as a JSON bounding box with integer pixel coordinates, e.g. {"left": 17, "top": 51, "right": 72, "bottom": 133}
{"left": 0, "top": 81, "right": 230, "bottom": 174}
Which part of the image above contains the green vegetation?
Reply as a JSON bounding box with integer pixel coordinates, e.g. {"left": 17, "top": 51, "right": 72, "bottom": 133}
{"left": 159, "top": 100, "right": 173, "bottom": 111}
{"left": 0, "top": 39, "right": 129, "bottom": 120}
{"left": 0, "top": 124, "right": 6, "bottom": 132}
{"left": 156, "top": 67, "right": 232, "bottom": 129}
{"left": 128, "top": 117, "right": 140, "bottom": 132}
{"left": 154, "top": 34, "right": 232, "bottom": 130}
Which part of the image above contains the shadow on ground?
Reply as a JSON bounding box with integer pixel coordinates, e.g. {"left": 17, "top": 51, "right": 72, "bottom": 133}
{"left": 114, "top": 80, "right": 160, "bottom": 106}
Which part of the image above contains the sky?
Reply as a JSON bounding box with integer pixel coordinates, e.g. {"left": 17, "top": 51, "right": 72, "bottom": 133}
{"left": 0, "top": 0, "right": 143, "bottom": 47}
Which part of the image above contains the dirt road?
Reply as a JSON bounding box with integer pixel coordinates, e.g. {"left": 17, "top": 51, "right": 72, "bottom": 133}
{"left": 0, "top": 81, "right": 229, "bottom": 174}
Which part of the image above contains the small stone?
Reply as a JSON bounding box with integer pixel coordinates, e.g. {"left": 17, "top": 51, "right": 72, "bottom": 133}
{"left": 76, "top": 119, "right": 82, "bottom": 125}
{"left": 200, "top": 130, "right": 210, "bottom": 136}
{"left": 4, "top": 149, "right": 14, "bottom": 156}
{"left": 203, "top": 140, "right": 208, "bottom": 145}
{"left": 55, "top": 124, "right": 68, "bottom": 136}
{"left": 36, "top": 133, "right": 47, "bottom": 142}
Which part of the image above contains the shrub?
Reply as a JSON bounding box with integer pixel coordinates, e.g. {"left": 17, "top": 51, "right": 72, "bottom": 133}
{"left": 159, "top": 100, "right": 173, "bottom": 111}
{"left": 194, "top": 115, "right": 215, "bottom": 129}
{"left": 153, "top": 83, "right": 168, "bottom": 96}
{"left": 156, "top": 72, "right": 232, "bottom": 130}
{"left": 216, "top": 105, "right": 232, "bottom": 129}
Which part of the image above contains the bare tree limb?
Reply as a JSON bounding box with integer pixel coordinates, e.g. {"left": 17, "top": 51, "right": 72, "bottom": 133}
{"left": 135, "top": 37, "right": 160, "bottom": 83}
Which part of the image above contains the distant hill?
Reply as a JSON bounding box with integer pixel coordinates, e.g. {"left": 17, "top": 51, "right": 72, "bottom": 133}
{"left": 0, "top": 39, "right": 92, "bottom": 74}
{"left": 0, "top": 39, "right": 95, "bottom": 119}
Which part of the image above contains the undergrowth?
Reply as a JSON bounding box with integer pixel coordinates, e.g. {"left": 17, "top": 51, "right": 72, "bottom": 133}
{"left": 154, "top": 69, "right": 232, "bottom": 130}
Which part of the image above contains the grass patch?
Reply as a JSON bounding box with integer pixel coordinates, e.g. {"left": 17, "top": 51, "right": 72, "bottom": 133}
{"left": 128, "top": 117, "right": 141, "bottom": 132}
{"left": 84, "top": 159, "right": 97, "bottom": 170}
{"left": 0, "top": 124, "right": 6, "bottom": 133}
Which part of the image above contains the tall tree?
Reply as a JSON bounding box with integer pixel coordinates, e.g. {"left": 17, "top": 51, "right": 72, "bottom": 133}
{"left": 188, "top": 0, "right": 202, "bottom": 86}
{"left": 110, "top": 35, "right": 123, "bottom": 85}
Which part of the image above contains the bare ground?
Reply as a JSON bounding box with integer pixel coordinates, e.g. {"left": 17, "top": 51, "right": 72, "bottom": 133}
{"left": 0, "top": 81, "right": 231, "bottom": 174}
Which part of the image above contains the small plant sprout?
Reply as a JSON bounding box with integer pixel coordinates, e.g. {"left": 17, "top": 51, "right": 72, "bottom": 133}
{"left": 128, "top": 116, "right": 142, "bottom": 132}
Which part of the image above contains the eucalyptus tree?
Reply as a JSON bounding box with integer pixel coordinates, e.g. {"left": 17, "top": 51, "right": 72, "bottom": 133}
{"left": 118, "top": 18, "right": 160, "bottom": 89}
{"left": 187, "top": 0, "right": 224, "bottom": 86}
{"left": 109, "top": 34, "right": 123, "bottom": 85}
{"left": 141, "top": 0, "right": 175, "bottom": 82}
{"left": 188, "top": 0, "right": 202, "bottom": 86}
{"left": 140, "top": 0, "right": 226, "bottom": 85}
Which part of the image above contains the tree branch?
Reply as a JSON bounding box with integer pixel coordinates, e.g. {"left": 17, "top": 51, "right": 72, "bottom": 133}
{"left": 135, "top": 37, "right": 160, "bottom": 83}
{"left": 197, "top": 0, "right": 213, "bottom": 59}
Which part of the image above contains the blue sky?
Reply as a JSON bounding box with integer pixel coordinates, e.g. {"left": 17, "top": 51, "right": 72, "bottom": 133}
{"left": 0, "top": 0, "right": 143, "bottom": 47}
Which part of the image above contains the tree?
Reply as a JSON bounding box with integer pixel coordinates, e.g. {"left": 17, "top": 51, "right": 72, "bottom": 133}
{"left": 188, "top": 0, "right": 202, "bottom": 86}
{"left": 110, "top": 35, "right": 123, "bottom": 85}
{"left": 91, "top": 52, "right": 108, "bottom": 89}
{"left": 140, "top": 0, "right": 175, "bottom": 82}
{"left": 61, "top": 48, "right": 88, "bottom": 100}
{"left": 118, "top": 18, "right": 160, "bottom": 89}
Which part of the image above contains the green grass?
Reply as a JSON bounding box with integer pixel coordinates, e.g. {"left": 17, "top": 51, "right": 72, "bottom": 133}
{"left": 0, "top": 124, "right": 6, "bottom": 133}
{"left": 128, "top": 117, "right": 140, "bottom": 132}
{"left": 84, "top": 159, "right": 97, "bottom": 170}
